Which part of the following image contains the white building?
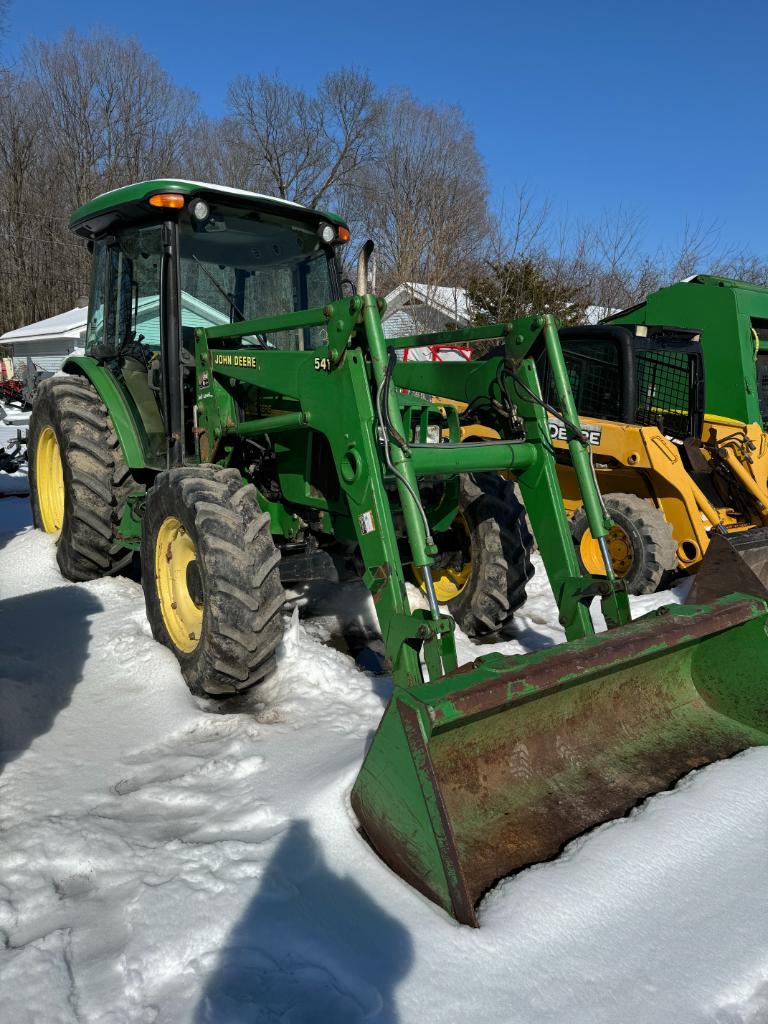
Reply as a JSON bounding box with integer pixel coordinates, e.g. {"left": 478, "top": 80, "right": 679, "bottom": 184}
{"left": 0, "top": 305, "right": 88, "bottom": 374}
{"left": 0, "top": 293, "right": 229, "bottom": 376}
{"left": 381, "top": 282, "right": 612, "bottom": 350}
{"left": 382, "top": 283, "right": 470, "bottom": 339}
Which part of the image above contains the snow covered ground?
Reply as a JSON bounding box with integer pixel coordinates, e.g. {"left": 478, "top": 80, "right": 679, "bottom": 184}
{"left": 2, "top": 495, "right": 768, "bottom": 1024}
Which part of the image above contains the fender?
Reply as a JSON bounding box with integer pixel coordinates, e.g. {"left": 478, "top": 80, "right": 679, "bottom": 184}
{"left": 63, "top": 355, "right": 149, "bottom": 470}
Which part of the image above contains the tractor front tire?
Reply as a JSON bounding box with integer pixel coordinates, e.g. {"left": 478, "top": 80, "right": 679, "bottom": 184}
{"left": 570, "top": 492, "right": 678, "bottom": 595}
{"left": 424, "top": 473, "right": 534, "bottom": 638}
{"left": 141, "top": 466, "right": 285, "bottom": 697}
{"left": 28, "top": 374, "right": 137, "bottom": 581}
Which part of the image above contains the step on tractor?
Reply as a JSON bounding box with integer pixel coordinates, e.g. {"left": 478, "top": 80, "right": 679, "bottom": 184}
{"left": 27, "top": 180, "right": 768, "bottom": 926}
{"left": 534, "top": 324, "right": 768, "bottom": 594}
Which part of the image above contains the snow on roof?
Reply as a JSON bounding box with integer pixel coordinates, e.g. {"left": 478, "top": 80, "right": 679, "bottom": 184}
{"left": 71, "top": 179, "right": 347, "bottom": 231}
{"left": 383, "top": 286, "right": 614, "bottom": 328}
{"left": 1, "top": 305, "right": 88, "bottom": 344}
{"left": 383, "top": 282, "right": 470, "bottom": 324}
{"left": 84, "top": 178, "right": 313, "bottom": 215}
{"left": 585, "top": 304, "right": 618, "bottom": 324}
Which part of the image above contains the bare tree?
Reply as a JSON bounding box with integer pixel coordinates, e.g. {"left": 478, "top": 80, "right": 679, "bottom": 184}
{"left": 0, "top": 30, "right": 201, "bottom": 334}
{"left": 464, "top": 187, "right": 558, "bottom": 323}
{"left": 25, "top": 31, "right": 196, "bottom": 205}
{"left": 180, "top": 112, "right": 259, "bottom": 191}
{"left": 2, "top": 23, "right": 768, "bottom": 345}
{"left": 665, "top": 218, "right": 721, "bottom": 281}
{"left": 714, "top": 251, "right": 768, "bottom": 286}
{"left": 354, "top": 90, "right": 490, "bottom": 316}
{"left": 225, "top": 68, "right": 379, "bottom": 207}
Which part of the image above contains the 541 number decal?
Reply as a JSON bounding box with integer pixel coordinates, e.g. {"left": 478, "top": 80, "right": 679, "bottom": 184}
{"left": 313, "top": 357, "right": 331, "bottom": 372}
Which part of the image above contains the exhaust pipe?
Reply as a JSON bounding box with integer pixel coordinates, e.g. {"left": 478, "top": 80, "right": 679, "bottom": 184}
{"left": 356, "top": 239, "right": 375, "bottom": 296}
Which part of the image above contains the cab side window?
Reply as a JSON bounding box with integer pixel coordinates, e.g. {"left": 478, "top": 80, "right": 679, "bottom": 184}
{"left": 85, "top": 227, "right": 166, "bottom": 465}
{"left": 85, "top": 227, "right": 163, "bottom": 361}
{"left": 86, "top": 240, "right": 112, "bottom": 353}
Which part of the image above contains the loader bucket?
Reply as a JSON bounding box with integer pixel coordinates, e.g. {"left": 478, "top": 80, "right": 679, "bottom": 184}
{"left": 351, "top": 594, "right": 768, "bottom": 926}
{"left": 687, "top": 528, "right": 768, "bottom": 606}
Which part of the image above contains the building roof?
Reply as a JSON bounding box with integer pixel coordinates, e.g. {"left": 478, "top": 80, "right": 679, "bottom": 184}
{"left": 585, "top": 304, "right": 618, "bottom": 324}
{"left": 1, "top": 306, "right": 88, "bottom": 345}
{"left": 382, "top": 283, "right": 613, "bottom": 327}
{"left": 383, "top": 282, "right": 470, "bottom": 324}
{"left": 0, "top": 292, "right": 234, "bottom": 350}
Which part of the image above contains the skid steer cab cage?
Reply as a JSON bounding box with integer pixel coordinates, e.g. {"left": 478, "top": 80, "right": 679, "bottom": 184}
{"left": 544, "top": 324, "right": 706, "bottom": 442}
{"left": 186, "top": 299, "right": 768, "bottom": 925}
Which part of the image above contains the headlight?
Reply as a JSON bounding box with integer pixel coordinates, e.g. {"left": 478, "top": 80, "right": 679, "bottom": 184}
{"left": 318, "top": 222, "right": 336, "bottom": 244}
{"left": 190, "top": 199, "right": 210, "bottom": 222}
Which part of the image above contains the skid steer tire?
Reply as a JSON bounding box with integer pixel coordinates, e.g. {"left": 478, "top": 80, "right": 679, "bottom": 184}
{"left": 426, "top": 473, "right": 534, "bottom": 638}
{"left": 28, "top": 374, "right": 137, "bottom": 581}
{"left": 141, "top": 466, "right": 285, "bottom": 697}
{"left": 570, "top": 492, "right": 678, "bottom": 596}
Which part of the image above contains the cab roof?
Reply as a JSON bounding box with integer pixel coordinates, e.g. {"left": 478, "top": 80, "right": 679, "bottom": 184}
{"left": 69, "top": 179, "right": 348, "bottom": 239}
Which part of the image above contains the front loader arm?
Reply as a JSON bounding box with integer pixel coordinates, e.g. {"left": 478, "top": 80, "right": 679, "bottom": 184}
{"left": 195, "top": 302, "right": 630, "bottom": 687}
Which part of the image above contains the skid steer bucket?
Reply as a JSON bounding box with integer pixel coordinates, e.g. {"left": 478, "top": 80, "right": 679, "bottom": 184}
{"left": 687, "top": 528, "right": 768, "bottom": 605}
{"left": 351, "top": 594, "right": 768, "bottom": 926}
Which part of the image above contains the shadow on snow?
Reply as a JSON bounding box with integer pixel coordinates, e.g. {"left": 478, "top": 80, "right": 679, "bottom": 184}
{"left": 0, "top": 494, "right": 33, "bottom": 553}
{"left": 0, "top": 585, "right": 101, "bottom": 772}
{"left": 195, "top": 819, "right": 414, "bottom": 1024}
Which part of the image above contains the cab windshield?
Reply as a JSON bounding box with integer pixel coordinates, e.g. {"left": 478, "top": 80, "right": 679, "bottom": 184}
{"left": 179, "top": 204, "right": 339, "bottom": 350}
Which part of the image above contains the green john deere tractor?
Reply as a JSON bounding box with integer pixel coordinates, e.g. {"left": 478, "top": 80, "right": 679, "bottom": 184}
{"left": 28, "top": 180, "right": 768, "bottom": 926}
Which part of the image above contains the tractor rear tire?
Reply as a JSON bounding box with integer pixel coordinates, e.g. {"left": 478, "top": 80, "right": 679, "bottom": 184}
{"left": 427, "top": 473, "right": 534, "bottom": 638}
{"left": 28, "top": 374, "right": 137, "bottom": 581}
{"left": 141, "top": 466, "right": 285, "bottom": 697}
{"left": 570, "top": 492, "right": 678, "bottom": 596}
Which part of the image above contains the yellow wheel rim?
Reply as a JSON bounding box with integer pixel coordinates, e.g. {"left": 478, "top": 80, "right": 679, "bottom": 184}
{"left": 579, "top": 524, "right": 634, "bottom": 579}
{"left": 35, "top": 425, "right": 65, "bottom": 533}
{"left": 155, "top": 516, "right": 203, "bottom": 653}
{"left": 414, "top": 515, "right": 472, "bottom": 603}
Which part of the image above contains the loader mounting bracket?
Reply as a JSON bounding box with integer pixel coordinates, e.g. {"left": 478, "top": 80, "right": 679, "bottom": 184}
{"left": 557, "top": 576, "right": 630, "bottom": 632}
{"left": 385, "top": 611, "right": 457, "bottom": 685}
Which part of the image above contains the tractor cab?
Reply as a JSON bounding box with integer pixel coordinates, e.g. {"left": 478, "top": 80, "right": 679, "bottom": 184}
{"left": 69, "top": 180, "right": 349, "bottom": 466}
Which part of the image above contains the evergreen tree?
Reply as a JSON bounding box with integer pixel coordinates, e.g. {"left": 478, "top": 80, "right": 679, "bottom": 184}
{"left": 467, "top": 257, "right": 588, "bottom": 326}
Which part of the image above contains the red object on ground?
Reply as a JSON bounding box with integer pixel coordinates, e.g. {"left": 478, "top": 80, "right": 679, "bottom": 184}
{"left": 402, "top": 344, "right": 473, "bottom": 362}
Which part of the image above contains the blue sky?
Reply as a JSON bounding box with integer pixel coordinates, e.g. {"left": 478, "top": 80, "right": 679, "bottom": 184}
{"left": 4, "top": 0, "right": 768, "bottom": 256}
